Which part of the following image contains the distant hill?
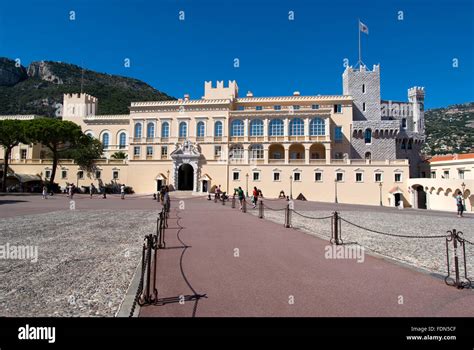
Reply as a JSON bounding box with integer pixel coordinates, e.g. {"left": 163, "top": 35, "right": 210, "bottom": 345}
{"left": 423, "top": 102, "right": 474, "bottom": 155}
{"left": 0, "top": 58, "right": 174, "bottom": 117}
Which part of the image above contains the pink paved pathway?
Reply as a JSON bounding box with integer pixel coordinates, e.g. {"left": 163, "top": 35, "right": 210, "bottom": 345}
{"left": 139, "top": 198, "right": 474, "bottom": 317}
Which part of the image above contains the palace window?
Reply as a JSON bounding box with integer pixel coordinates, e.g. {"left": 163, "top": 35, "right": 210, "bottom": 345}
{"left": 161, "top": 146, "right": 168, "bottom": 158}
{"left": 314, "top": 172, "right": 323, "bottom": 182}
{"left": 293, "top": 105, "right": 300, "bottom": 110}
{"left": 362, "top": 102, "right": 366, "bottom": 112}
{"left": 458, "top": 170, "right": 465, "bottom": 180}
{"left": 230, "top": 144, "right": 244, "bottom": 159}
{"left": 362, "top": 84, "right": 366, "bottom": 93}
{"left": 310, "top": 118, "right": 325, "bottom": 136}
{"left": 214, "top": 145, "right": 222, "bottom": 157}
{"left": 256, "top": 106, "right": 263, "bottom": 111}
{"left": 237, "top": 106, "right": 244, "bottom": 111}
{"left": 134, "top": 123, "right": 142, "bottom": 138}
{"left": 253, "top": 172, "right": 260, "bottom": 181}
{"left": 312, "top": 104, "right": 320, "bottom": 110}
{"left": 77, "top": 171, "right": 84, "bottom": 179}
{"left": 274, "top": 105, "right": 281, "bottom": 110}
{"left": 113, "top": 171, "right": 119, "bottom": 179}
{"left": 197, "top": 121, "right": 205, "bottom": 138}
{"left": 95, "top": 170, "right": 101, "bottom": 179}
{"left": 61, "top": 170, "right": 67, "bottom": 179}
{"left": 250, "top": 119, "right": 264, "bottom": 136}
{"left": 45, "top": 170, "right": 51, "bottom": 179}
{"left": 431, "top": 171, "right": 436, "bottom": 179}
{"left": 147, "top": 122, "right": 155, "bottom": 139}
{"left": 102, "top": 133, "right": 109, "bottom": 149}
{"left": 233, "top": 172, "right": 240, "bottom": 181}
{"left": 443, "top": 170, "right": 449, "bottom": 179}
{"left": 119, "top": 132, "right": 127, "bottom": 149}
{"left": 394, "top": 173, "right": 402, "bottom": 182}
{"left": 273, "top": 172, "right": 280, "bottom": 181}
{"left": 249, "top": 144, "right": 264, "bottom": 159}
{"left": 335, "top": 126, "right": 343, "bottom": 142}
{"left": 214, "top": 121, "right": 223, "bottom": 137}
{"left": 293, "top": 172, "right": 301, "bottom": 181}
{"left": 231, "top": 120, "right": 244, "bottom": 136}
{"left": 161, "top": 122, "right": 170, "bottom": 138}
{"left": 356, "top": 172, "right": 363, "bottom": 182}
{"left": 134, "top": 146, "right": 141, "bottom": 156}
{"left": 336, "top": 172, "right": 344, "bottom": 182}
{"left": 269, "top": 119, "right": 284, "bottom": 136}
{"left": 402, "top": 118, "right": 407, "bottom": 128}
{"left": 146, "top": 146, "right": 153, "bottom": 156}
{"left": 179, "top": 122, "right": 188, "bottom": 138}
{"left": 289, "top": 118, "right": 304, "bottom": 136}
{"left": 334, "top": 104, "right": 342, "bottom": 113}
{"left": 364, "top": 128, "right": 372, "bottom": 144}
{"left": 375, "top": 173, "right": 383, "bottom": 182}
{"left": 20, "top": 149, "right": 27, "bottom": 159}
{"left": 365, "top": 152, "right": 372, "bottom": 160}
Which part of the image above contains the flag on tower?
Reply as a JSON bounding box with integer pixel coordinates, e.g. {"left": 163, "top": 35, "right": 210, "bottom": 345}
{"left": 359, "top": 21, "right": 369, "bottom": 34}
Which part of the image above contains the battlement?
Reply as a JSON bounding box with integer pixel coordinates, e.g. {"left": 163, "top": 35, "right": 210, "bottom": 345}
{"left": 408, "top": 86, "right": 425, "bottom": 99}
{"left": 343, "top": 64, "right": 380, "bottom": 75}
{"left": 63, "top": 93, "right": 98, "bottom": 119}
{"left": 204, "top": 80, "right": 239, "bottom": 100}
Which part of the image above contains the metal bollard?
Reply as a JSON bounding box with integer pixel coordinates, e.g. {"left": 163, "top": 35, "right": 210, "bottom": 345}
{"left": 258, "top": 200, "right": 263, "bottom": 219}
{"left": 242, "top": 198, "right": 247, "bottom": 213}
{"left": 330, "top": 211, "right": 343, "bottom": 245}
{"left": 222, "top": 195, "right": 225, "bottom": 205}
{"left": 231, "top": 195, "right": 236, "bottom": 208}
{"left": 284, "top": 203, "right": 291, "bottom": 228}
{"left": 214, "top": 194, "right": 217, "bottom": 203}
{"left": 445, "top": 229, "right": 471, "bottom": 289}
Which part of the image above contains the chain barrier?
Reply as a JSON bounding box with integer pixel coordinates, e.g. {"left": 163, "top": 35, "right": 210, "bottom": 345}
{"left": 291, "top": 210, "right": 333, "bottom": 220}
{"left": 445, "top": 230, "right": 472, "bottom": 289}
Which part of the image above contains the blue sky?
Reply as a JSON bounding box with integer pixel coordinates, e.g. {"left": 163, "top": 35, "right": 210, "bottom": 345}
{"left": 0, "top": 0, "right": 472, "bottom": 108}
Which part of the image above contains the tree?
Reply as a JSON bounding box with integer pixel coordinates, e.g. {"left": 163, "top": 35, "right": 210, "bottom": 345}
{"left": 27, "top": 119, "right": 103, "bottom": 188}
{"left": 0, "top": 120, "right": 27, "bottom": 192}
{"left": 111, "top": 151, "right": 127, "bottom": 159}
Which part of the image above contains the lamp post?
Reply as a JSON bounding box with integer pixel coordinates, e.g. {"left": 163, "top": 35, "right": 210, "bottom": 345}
{"left": 245, "top": 173, "right": 249, "bottom": 197}
{"left": 167, "top": 169, "right": 170, "bottom": 187}
{"left": 379, "top": 182, "right": 383, "bottom": 206}
{"left": 334, "top": 178, "right": 338, "bottom": 204}
{"left": 461, "top": 182, "right": 466, "bottom": 195}
{"left": 289, "top": 175, "right": 293, "bottom": 200}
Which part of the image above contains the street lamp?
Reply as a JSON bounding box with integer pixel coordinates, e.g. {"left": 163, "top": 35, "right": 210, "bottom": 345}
{"left": 461, "top": 182, "right": 466, "bottom": 195}
{"left": 245, "top": 173, "right": 249, "bottom": 197}
{"left": 334, "top": 178, "right": 338, "bottom": 204}
{"left": 167, "top": 170, "right": 170, "bottom": 187}
{"left": 290, "top": 175, "right": 293, "bottom": 200}
{"left": 379, "top": 182, "right": 383, "bottom": 206}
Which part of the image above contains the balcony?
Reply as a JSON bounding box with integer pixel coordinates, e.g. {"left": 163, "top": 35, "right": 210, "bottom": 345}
{"left": 248, "top": 136, "right": 264, "bottom": 142}
{"left": 309, "top": 135, "right": 330, "bottom": 142}
{"left": 268, "top": 136, "right": 285, "bottom": 142}
{"left": 269, "top": 159, "right": 284, "bottom": 164}
{"left": 230, "top": 136, "right": 244, "bottom": 142}
{"left": 309, "top": 159, "right": 327, "bottom": 164}
{"left": 214, "top": 136, "right": 222, "bottom": 142}
{"left": 289, "top": 159, "right": 305, "bottom": 164}
{"left": 288, "top": 136, "right": 305, "bottom": 142}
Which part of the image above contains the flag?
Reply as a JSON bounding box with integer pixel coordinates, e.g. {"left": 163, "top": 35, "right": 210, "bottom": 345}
{"left": 359, "top": 21, "right": 369, "bottom": 34}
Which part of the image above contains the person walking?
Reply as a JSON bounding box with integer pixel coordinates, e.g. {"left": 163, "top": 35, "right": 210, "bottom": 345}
{"left": 69, "top": 184, "right": 75, "bottom": 199}
{"left": 456, "top": 191, "right": 465, "bottom": 218}
{"left": 120, "top": 184, "right": 126, "bottom": 200}
{"left": 252, "top": 186, "right": 259, "bottom": 209}
{"left": 90, "top": 183, "right": 95, "bottom": 199}
{"left": 42, "top": 185, "right": 47, "bottom": 199}
{"left": 237, "top": 186, "right": 245, "bottom": 211}
{"left": 163, "top": 186, "right": 170, "bottom": 214}
{"left": 102, "top": 185, "right": 107, "bottom": 199}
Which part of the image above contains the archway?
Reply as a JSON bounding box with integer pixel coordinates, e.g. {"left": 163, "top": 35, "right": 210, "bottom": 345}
{"left": 415, "top": 185, "right": 427, "bottom": 209}
{"left": 289, "top": 143, "right": 305, "bottom": 160}
{"left": 178, "top": 164, "right": 194, "bottom": 190}
{"left": 309, "top": 143, "right": 325, "bottom": 159}
{"left": 269, "top": 143, "right": 284, "bottom": 160}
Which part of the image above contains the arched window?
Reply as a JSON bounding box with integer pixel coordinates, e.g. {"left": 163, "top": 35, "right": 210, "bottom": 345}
{"left": 119, "top": 132, "right": 127, "bottom": 149}
{"left": 364, "top": 128, "right": 372, "bottom": 144}
{"left": 401, "top": 118, "right": 407, "bottom": 128}
{"left": 250, "top": 119, "right": 263, "bottom": 136}
{"left": 161, "top": 122, "right": 169, "bottom": 138}
{"left": 134, "top": 123, "right": 142, "bottom": 138}
{"left": 102, "top": 133, "right": 109, "bottom": 149}
{"left": 146, "top": 122, "right": 155, "bottom": 139}
{"left": 365, "top": 152, "right": 371, "bottom": 160}
{"left": 179, "top": 122, "right": 187, "bottom": 138}
{"left": 249, "top": 144, "right": 264, "bottom": 159}
{"left": 86, "top": 132, "right": 93, "bottom": 138}
{"left": 269, "top": 119, "right": 284, "bottom": 136}
{"left": 289, "top": 118, "right": 304, "bottom": 136}
{"left": 230, "top": 144, "right": 244, "bottom": 159}
{"left": 197, "top": 121, "right": 205, "bottom": 137}
{"left": 214, "top": 121, "right": 223, "bottom": 137}
{"left": 310, "top": 118, "right": 325, "bottom": 136}
{"left": 231, "top": 120, "right": 244, "bottom": 136}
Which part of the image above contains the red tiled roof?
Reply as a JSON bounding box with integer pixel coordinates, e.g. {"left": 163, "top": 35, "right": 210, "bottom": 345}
{"left": 428, "top": 153, "right": 474, "bottom": 163}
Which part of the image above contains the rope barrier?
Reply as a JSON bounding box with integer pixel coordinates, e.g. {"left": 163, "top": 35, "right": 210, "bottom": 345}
{"left": 339, "top": 217, "right": 449, "bottom": 239}
{"left": 291, "top": 210, "right": 333, "bottom": 220}
{"left": 262, "top": 204, "right": 287, "bottom": 211}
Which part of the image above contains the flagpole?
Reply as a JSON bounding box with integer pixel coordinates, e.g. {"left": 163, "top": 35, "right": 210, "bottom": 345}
{"left": 358, "top": 19, "right": 361, "bottom": 67}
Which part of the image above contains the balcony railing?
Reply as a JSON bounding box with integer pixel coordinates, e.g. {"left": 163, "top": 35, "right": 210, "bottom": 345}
{"left": 229, "top": 136, "right": 245, "bottom": 142}
{"left": 309, "top": 159, "right": 327, "bottom": 164}
{"left": 289, "top": 159, "right": 305, "bottom": 164}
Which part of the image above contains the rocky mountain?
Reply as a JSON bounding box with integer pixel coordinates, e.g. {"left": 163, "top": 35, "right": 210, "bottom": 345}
{"left": 423, "top": 102, "right": 474, "bottom": 155}
{"left": 0, "top": 58, "right": 174, "bottom": 117}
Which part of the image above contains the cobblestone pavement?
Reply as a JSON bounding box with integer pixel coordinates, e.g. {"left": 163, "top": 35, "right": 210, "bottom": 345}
{"left": 0, "top": 209, "right": 156, "bottom": 317}
{"left": 249, "top": 202, "right": 474, "bottom": 276}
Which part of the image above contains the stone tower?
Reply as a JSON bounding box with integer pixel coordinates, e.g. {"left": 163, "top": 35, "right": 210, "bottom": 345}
{"left": 408, "top": 86, "right": 425, "bottom": 134}
{"left": 62, "top": 93, "right": 98, "bottom": 121}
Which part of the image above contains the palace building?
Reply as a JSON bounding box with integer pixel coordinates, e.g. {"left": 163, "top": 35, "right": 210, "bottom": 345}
{"left": 2, "top": 64, "right": 432, "bottom": 207}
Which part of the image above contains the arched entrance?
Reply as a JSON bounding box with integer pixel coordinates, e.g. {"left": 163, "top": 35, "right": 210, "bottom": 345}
{"left": 178, "top": 164, "right": 194, "bottom": 190}
{"left": 415, "top": 185, "right": 427, "bottom": 209}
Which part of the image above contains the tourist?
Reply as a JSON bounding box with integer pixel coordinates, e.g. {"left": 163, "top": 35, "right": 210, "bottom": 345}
{"left": 163, "top": 186, "right": 170, "bottom": 214}
{"left": 237, "top": 186, "right": 245, "bottom": 211}
{"left": 90, "top": 183, "right": 95, "bottom": 199}
{"left": 121, "top": 184, "right": 126, "bottom": 200}
{"left": 456, "top": 191, "right": 464, "bottom": 218}
{"left": 252, "top": 186, "right": 258, "bottom": 209}
{"left": 258, "top": 189, "right": 263, "bottom": 198}
{"left": 42, "top": 185, "right": 47, "bottom": 199}
{"left": 69, "top": 184, "right": 75, "bottom": 199}
{"left": 102, "top": 185, "right": 107, "bottom": 199}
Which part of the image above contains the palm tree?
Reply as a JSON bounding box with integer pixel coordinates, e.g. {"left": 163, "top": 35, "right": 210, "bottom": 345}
{"left": 111, "top": 151, "right": 128, "bottom": 159}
